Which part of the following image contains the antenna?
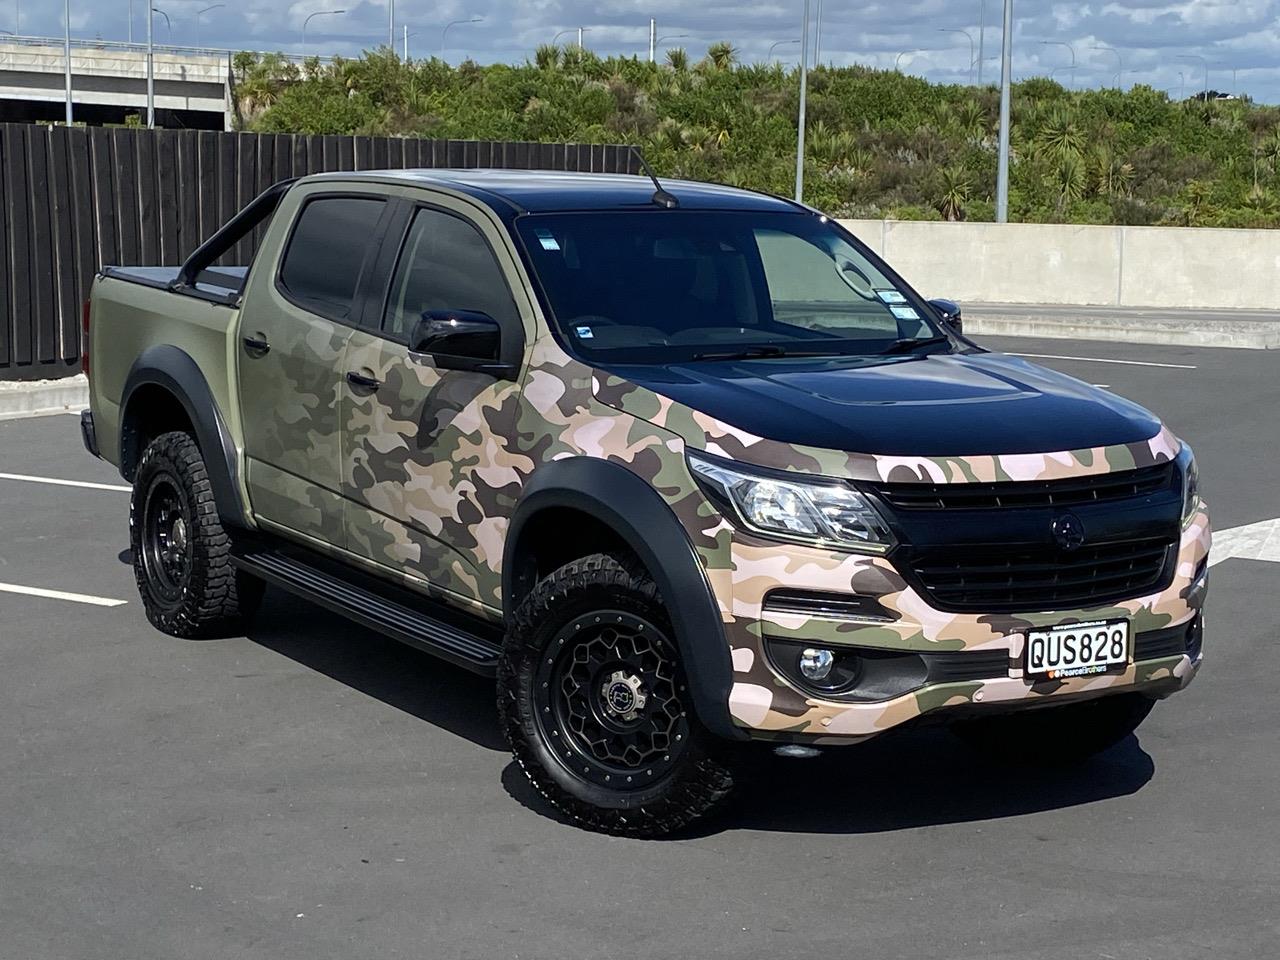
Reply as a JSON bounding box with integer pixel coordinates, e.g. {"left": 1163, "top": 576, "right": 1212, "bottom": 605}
{"left": 629, "top": 146, "right": 679, "bottom": 209}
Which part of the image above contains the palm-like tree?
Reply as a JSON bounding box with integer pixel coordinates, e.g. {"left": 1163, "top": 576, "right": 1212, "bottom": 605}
{"left": 1037, "top": 106, "right": 1086, "bottom": 163}
{"left": 534, "top": 44, "right": 561, "bottom": 70}
{"left": 705, "top": 41, "right": 737, "bottom": 71}
{"left": 935, "top": 165, "right": 972, "bottom": 221}
{"left": 665, "top": 47, "right": 689, "bottom": 72}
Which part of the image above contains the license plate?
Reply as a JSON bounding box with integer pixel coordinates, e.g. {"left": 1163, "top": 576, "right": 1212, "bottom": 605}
{"left": 1026, "top": 620, "right": 1130, "bottom": 679}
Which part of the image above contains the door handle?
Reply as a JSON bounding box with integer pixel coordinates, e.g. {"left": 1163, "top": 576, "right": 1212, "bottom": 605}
{"left": 242, "top": 335, "right": 270, "bottom": 356}
{"left": 346, "top": 371, "right": 381, "bottom": 391}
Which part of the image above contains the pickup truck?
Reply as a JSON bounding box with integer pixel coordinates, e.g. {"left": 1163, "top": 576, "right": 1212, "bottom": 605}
{"left": 82, "top": 169, "right": 1211, "bottom": 837}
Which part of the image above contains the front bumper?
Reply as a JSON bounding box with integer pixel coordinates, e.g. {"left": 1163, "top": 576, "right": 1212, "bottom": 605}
{"left": 720, "top": 504, "right": 1212, "bottom": 744}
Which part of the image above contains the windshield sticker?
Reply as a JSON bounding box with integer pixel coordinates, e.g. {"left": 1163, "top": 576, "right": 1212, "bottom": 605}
{"left": 535, "top": 228, "right": 561, "bottom": 251}
{"left": 876, "top": 289, "right": 907, "bottom": 304}
{"left": 890, "top": 305, "right": 920, "bottom": 321}
{"left": 575, "top": 325, "right": 595, "bottom": 339}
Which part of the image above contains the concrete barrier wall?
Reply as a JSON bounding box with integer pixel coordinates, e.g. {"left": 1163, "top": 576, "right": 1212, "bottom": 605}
{"left": 840, "top": 219, "right": 1280, "bottom": 310}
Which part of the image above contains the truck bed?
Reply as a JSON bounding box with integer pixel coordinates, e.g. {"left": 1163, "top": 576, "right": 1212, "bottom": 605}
{"left": 101, "top": 265, "right": 250, "bottom": 301}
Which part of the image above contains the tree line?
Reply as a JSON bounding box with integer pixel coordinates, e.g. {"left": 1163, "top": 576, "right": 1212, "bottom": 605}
{"left": 231, "top": 45, "right": 1280, "bottom": 227}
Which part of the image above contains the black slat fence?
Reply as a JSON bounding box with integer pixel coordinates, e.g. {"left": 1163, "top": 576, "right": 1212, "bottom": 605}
{"left": 0, "top": 123, "right": 639, "bottom": 380}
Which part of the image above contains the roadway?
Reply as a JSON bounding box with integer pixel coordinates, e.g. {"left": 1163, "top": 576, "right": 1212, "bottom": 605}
{"left": 0, "top": 335, "right": 1277, "bottom": 959}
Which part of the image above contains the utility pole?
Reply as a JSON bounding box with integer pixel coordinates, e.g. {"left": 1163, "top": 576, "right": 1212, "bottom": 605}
{"left": 648, "top": 17, "right": 655, "bottom": 63}
{"left": 978, "top": 0, "right": 986, "bottom": 84}
{"left": 577, "top": 26, "right": 583, "bottom": 49}
{"left": 388, "top": 0, "right": 393, "bottom": 48}
{"left": 795, "top": 0, "right": 810, "bottom": 202}
{"left": 146, "top": 1, "right": 154, "bottom": 128}
{"left": 814, "top": 0, "right": 822, "bottom": 65}
{"left": 403, "top": 23, "right": 408, "bottom": 61}
{"left": 996, "top": 0, "right": 1012, "bottom": 222}
{"left": 62, "top": 0, "right": 71, "bottom": 124}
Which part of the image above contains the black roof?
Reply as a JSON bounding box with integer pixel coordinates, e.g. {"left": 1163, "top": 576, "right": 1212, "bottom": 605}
{"left": 307, "top": 168, "right": 802, "bottom": 215}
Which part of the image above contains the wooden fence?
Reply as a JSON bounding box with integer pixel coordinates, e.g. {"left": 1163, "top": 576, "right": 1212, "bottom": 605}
{"left": 0, "top": 123, "right": 638, "bottom": 380}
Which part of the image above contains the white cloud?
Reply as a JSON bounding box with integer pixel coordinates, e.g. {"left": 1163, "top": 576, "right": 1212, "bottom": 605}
{"left": 24, "top": 0, "right": 1279, "bottom": 102}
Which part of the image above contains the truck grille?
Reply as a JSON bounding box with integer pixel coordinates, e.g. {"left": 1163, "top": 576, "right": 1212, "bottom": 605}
{"left": 877, "top": 463, "right": 1175, "bottom": 512}
{"left": 904, "top": 538, "right": 1176, "bottom": 613}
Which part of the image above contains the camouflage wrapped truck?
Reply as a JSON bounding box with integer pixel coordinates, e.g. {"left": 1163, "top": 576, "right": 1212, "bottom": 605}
{"left": 81, "top": 170, "right": 1210, "bottom": 836}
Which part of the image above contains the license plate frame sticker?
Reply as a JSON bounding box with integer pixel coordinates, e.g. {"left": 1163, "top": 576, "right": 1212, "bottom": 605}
{"left": 1025, "top": 619, "right": 1131, "bottom": 679}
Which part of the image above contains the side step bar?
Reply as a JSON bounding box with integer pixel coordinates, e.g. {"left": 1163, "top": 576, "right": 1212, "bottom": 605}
{"left": 232, "top": 548, "right": 503, "bottom": 676}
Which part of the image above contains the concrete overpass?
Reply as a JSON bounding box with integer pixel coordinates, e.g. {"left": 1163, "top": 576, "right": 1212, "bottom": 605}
{"left": 0, "top": 37, "right": 235, "bottom": 129}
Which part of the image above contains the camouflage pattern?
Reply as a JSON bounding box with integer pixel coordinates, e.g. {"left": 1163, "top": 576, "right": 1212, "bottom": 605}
{"left": 231, "top": 184, "right": 1207, "bottom": 741}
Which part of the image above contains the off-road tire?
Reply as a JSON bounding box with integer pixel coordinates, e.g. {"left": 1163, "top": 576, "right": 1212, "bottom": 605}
{"left": 498, "top": 553, "right": 735, "bottom": 837}
{"left": 951, "top": 692, "right": 1158, "bottom": 765}
{"left": 129, "top": 431, "right": 262, "bottom": 639}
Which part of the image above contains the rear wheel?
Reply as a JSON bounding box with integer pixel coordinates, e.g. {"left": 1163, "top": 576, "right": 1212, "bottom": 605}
{"left": 498, "top": 553, "right": 734, "bottom": 837}
{"left": 950, "top": 692, "right": 1157, "bottom": 765}
{"left": 130, "top": 431, "right": 262, "bottom": 638}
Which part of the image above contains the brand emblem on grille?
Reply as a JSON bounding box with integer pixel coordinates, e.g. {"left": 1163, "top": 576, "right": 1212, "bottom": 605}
{"left": 1052, "top": 513, "right": 1086, "bottom": 552}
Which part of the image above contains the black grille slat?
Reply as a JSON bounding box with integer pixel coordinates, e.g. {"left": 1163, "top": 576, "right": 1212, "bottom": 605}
{"left": 879, "top": 463, "right": 1175, "bottom": 512}
{"left": 904, "top": 539, "right": 1175, "bottom": 613}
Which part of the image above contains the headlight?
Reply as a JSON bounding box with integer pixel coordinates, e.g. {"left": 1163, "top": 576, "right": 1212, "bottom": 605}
{"left": 688, "top": 452, "right": 895, "bottom": 552}
{"left": 1181, "top": 445, "right": 1200, "bottom": 527}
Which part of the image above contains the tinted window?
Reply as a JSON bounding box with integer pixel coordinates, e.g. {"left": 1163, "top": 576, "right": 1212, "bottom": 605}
{"left": 279, "top": 197, "right": 386, "bottom": 320}
{"left": 516, "top": 211, "right": 941, "bottom": 364}
{"left": 384, "top": 207, "right": 518, "bottom": 340}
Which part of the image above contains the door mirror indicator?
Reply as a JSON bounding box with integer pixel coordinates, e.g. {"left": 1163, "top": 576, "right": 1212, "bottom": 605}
{"left": 408, "top": 310, "right": 515, "bottom": 378}
{"left": 928, "top": 298, "right": 963, "bottom": 335}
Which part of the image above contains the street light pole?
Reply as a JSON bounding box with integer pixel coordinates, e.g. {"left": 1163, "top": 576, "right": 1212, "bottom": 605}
{"left": 768, "top": 39, "right": 799, "bottom": 61}
{"left": 388, "top": 0, "right": 393, "bottom": 49}
{"left": 152, "top": 6, "right": 171, "bottom": 44}
{"left": 1039, "top": 40, "right": 1075, "bottom": 88}
{"left": 62, "top": 0, "right": 71, "bottom": 124}
{"left": 996, "top": 0, "right": 1013, "bottom": 223}
{"left": 1091, "top": 44, "right": 1122, "bottom": 88}
{"left": 302, "top": 9, "right": 345, "bottom": 52}
{"left": 814, "top": 0, "right": 822, "bottom": 65}
{"left": 978, "top": 0, "right": 986, "bottom": 84}
{"left": 577, "top": 26, "right": 584, "bottom": 49}
{"left": 440, "top": 17, "right": 482, "bottom": 61}
{"left": 1177, "top": 55, "right": 1209, "bottom": 101}
{"left": 196, "top": 4, "right": 223, "bottom": 50}
{"left": 939, "top": 28, "right": 976, "bottom": 85}
{"left": 794, "top": 0, "right": 810, "bottom": 202}
{"left": 648, "top": 17, "right": 655, "bottom": 63}
{"left": 146, "top": 1, "right": 154, "bottom": 127}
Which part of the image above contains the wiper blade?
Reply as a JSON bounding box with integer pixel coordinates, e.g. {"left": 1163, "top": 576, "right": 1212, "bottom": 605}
{"left": 691, "top": 345, "right": 789, "bottom": 361}
{"left": 880, "top": 335, "right": 950, "bottom": 356}
{"left": 691, "top": 345, "right": 845, "bottom": 362}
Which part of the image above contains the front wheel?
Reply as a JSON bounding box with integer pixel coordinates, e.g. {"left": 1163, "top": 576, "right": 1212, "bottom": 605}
{"left": 498, "top": 553, "right": 734, "bottom": 837}
{"left": 950, "top": 692, "right": 1157, "bottom": 765}
{"left": 130, "top": 431, "right": 262, "bottom": 639}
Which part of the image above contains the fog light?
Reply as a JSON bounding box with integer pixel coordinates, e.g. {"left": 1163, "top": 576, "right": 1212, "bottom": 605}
{"left": 799, "top": 648, "right": 836, "bottom": 682}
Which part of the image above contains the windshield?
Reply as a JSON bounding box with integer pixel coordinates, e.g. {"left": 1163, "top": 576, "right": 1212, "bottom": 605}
{"left": 516, "top": 210, "right": 947, "bottom": 364}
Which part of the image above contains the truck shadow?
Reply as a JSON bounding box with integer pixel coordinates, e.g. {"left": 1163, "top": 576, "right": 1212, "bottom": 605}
{"left": 246, "top": 588, "right": 507, "bottom": 753}
{"left": 499, "top": 730, "right": 1156, "bottom": 837}
{"left": 246, "top": 588, "right": 1155, "bottom": 836}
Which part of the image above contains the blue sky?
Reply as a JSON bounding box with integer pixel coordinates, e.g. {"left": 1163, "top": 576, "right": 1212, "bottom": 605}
{"left": 38, "top": 0, "right": 1277, "bottom": 103}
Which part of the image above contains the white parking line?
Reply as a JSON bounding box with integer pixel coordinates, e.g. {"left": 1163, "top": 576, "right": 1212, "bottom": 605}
{"left": 0, "top": 582, "right": 127, "bottom": 607}
{"left": 1010, "top": 352, "right": 1197, "bottom": 370}
{"left": 0, "top": 472, "right": 131, "bottom": 493}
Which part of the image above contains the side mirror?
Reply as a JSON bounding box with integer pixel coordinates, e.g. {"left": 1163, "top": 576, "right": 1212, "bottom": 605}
{"left": 929, "top": 298, "right": 963, "bottom": 335}
{"left": 409, "top": 310, "right": 515, "bottom": 378}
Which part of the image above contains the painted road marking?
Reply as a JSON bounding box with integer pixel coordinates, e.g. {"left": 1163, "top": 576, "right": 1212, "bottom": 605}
{"left": 1209, "top": 518, "right": 1280, "bottom": 568}
{"left": 0, "top": 582, "right": 127, "bottom": 607}
{"left": 0, "top": 472, "right": 131, "bottom": 493}
{"left": 1011, "top": 353, "right": 1197, "bottom": 370}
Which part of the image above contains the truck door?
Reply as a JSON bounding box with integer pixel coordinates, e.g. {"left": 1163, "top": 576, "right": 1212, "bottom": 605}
{"left": 238, "top": 189, "right": 392, "bottom": 548}
{"left": 339, "top": 198, "right": 531, "bottom": 614}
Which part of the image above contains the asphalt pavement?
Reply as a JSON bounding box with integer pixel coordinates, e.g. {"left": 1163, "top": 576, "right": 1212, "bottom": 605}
{"left": 1, "top": 336, "right": 1277, "bottom": 960}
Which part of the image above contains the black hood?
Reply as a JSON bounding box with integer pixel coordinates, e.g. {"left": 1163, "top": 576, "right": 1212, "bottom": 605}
{"left": 604, "top": 350, "right": 1164, "bottom": 457}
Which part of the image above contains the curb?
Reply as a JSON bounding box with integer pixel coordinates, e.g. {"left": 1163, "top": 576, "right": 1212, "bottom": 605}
{"left": 0, "top": 375, "right": 89, "bottom": 421}
{"left": 967, "top": 314, "right": 1280, "bottom": 350}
